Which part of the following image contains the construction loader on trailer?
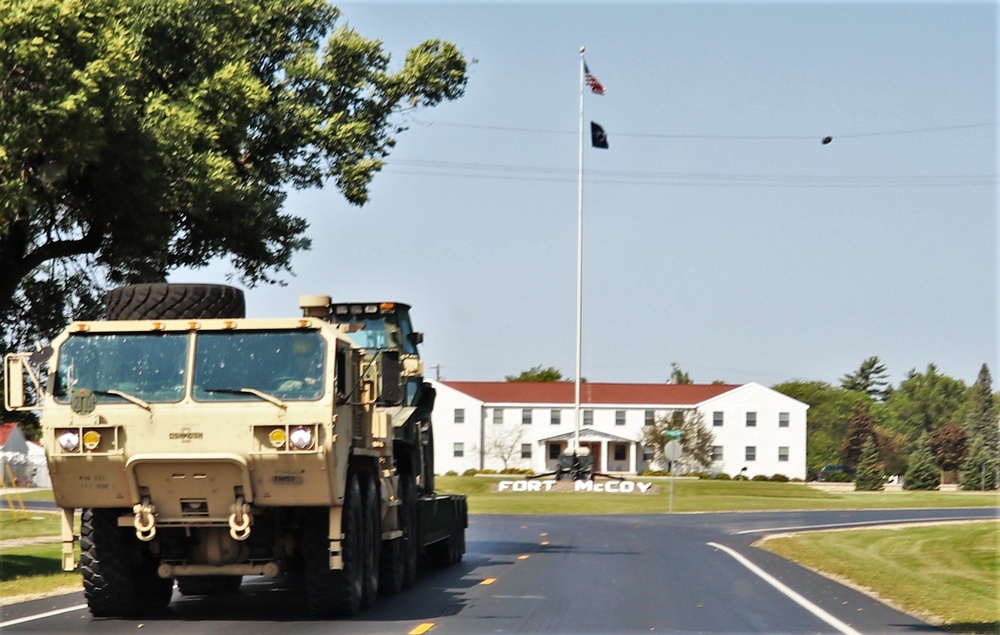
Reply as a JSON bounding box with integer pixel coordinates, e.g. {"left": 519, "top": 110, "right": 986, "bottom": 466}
{"left": 3, "top": 283, "right": 467, "bottom": 618}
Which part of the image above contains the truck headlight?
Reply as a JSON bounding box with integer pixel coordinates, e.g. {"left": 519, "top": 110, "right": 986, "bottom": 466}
{"left": 57, "top": 430, "right": 80, "bottom": 452}
{"left": 289, "top": 426, "right": 313, "bottom": 450}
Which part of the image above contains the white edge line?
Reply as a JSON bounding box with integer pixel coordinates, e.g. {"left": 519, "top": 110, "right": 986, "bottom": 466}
{"left": 707, "top": 542, "right": 862, "bottom": 635}
{"left": 0, "top": 603, "right": 87, "bottom": 629}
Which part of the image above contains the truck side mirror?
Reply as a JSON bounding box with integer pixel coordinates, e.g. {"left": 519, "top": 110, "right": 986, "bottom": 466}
{"left": 4, "top": 354, "right": 26, "bottom": 410}
{"left": 378, "top": 351, "right": 403, "bottom": 406}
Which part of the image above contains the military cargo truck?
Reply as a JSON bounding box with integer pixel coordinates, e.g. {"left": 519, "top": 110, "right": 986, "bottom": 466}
{"left": 3, "top": 283, "right": 466, "bottom": 617}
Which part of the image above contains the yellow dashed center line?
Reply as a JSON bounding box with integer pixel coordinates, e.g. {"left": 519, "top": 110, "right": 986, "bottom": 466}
{"left": 518, "top": 554, "right": 530, "bottom": 560}
{"left": 409, "top": 623, "right": 435, "bottom": 635}
{"left": 481, "top": 577, "right": 497, "bottom": 585}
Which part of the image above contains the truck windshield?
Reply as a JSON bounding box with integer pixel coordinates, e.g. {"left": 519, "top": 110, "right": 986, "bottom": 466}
{"left": 53, "top": 333, "right": 188, "bottom": 404}
{"left": 193, "top": 330, "right": 326, "bottom": 402}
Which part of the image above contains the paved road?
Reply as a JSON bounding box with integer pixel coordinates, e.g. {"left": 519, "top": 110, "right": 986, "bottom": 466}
{"left": 1, "top": 507, "right": 994, "bottom": 634}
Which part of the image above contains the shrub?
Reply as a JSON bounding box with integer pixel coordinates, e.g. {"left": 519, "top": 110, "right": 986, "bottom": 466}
{"left": 751, "top": 474, "right": 770, "bottom": 482}
{"left": 444, "top": 470, "right": 458, "bottom": 476}
{"left": 713, "top": 472, "right": 731, "bottom": 480}
{"left": 769, "top": 474, "right": 790, "bottom": 483}
{"left": 462, "top": 469, "right": 479, "bottom": 476}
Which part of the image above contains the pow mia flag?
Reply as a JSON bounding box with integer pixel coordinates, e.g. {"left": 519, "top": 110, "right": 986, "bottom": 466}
{"left": 590, "top": 122, "right": 608, "bottom": 149}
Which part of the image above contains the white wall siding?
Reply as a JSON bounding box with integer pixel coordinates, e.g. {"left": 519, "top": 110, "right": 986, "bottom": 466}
{"left": 429, "top": 381, "right": 808, "bottom": 480}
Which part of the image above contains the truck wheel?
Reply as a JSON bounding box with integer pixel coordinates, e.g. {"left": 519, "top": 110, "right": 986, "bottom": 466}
{"left": 104, "top": 283, "right": 245, "bottom": 320}
{"left": 303, "top": 475, "right": 364, "bottom": 616}
{"left": 81, "top": 508, "right": 170, "bottom": 616}
{"left": 177, "top": 575, "right": 242, "bottom": 596}
{"left": 399, "top": 473, "right": 418, "bottom": 588}
{"left": 360, "top": 476, "right": 380, "bottom": 608}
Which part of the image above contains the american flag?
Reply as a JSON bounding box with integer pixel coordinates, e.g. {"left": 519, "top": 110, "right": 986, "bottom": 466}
{"left": 584, "top": 61, "right": 606, "bottom": 95}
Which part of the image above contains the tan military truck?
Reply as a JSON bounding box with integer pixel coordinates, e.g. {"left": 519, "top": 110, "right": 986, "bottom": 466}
{"left": 3, "top": 283, "right": 466, "bottom": 617}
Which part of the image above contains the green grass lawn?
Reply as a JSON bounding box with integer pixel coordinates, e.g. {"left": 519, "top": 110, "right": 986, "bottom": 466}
{"left": 435, "top": 475, "right": 1000, "bottom": 514}
{"left": 758, "top": 521, "right": 1000, "bottom": 634}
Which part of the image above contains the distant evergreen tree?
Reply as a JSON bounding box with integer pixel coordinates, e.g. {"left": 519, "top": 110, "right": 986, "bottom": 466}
{"left": 505, "top": 366, "right": 567, "bottom": 382}
{"left": 854, "top": 437, "right": 884, "bottom": 491}
{"left": 965, "top": 364, "right": 998, "bottom": 456}
{"left": 840, "top": 401, "right": 876, "bottom": 470}
{"left": 903, "top": 439, "right": 940, "bottom": 490}
{"left": 667, "top": 362, "right": 692, "bottom": 385}
{"left": 840, "top": 356, "right": 892, "bottom": 401}
{"left": 960, "top": 438, "right": 998, "bottom": 491}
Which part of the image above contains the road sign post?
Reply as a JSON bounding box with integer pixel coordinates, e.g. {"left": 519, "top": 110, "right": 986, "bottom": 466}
{"left": 664, "top": 436, "right": 682, "bottom": 513}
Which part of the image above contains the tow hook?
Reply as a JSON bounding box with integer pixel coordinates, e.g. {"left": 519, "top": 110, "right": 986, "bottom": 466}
{"left": 228, "top": 497, "right": 252, "bottom": 541}
{"left": 133, "top": 498, "right": 157, "bottom": 542}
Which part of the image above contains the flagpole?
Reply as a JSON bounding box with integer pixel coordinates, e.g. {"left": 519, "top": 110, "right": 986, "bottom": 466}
{"left": 574, "top": 47, "right": 585, "bottom": 452}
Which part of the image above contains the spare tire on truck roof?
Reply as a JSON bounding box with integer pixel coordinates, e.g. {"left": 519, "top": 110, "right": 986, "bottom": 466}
{"left": 103, "top": 283, "right": 246, "bottom": 320}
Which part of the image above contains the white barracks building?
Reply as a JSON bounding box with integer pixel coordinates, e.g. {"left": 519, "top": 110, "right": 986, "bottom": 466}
{"left": 430, "top": 381, "right": 808, "bottom": 479}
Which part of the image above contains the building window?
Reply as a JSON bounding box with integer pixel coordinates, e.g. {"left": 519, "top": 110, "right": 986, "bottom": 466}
{"left": 644, "top": 410, "right": 655, "bottom": 426}
{"left": 454, "top": 442, "right": 464, "bottom": 458}
{"left": 712, "top": 445, "right": 723, "bottom": 461}
{"left": 548, "top": 444, "right": 561, "bottom": 460}
{"left": 454, "top": 408, "right": 465, "bottom": 424}
{"left": 745, "top": 446, "right": 756, "bottom": 461}
{"left": 493, "top": 409, "right": 503, "bottom": 425}
{"left": 713, "top": 411, "right": 724, "bottom": 427}
{"left": 521, "top": 443, "right": 532, "bottom": 459}
{"left": 778, "top": 446, "right": 789, "bottom": 462}
{"left": 642, "top": 447, "right": 655, "bottom": 462}
{"left": 746, "top": 412, "right": 757, "bottom": 427}
{"left": 522, "top": 408, "right": 532, "bottom": 425}
{"left": 583, "top": 409, "right": 593, "bottom": 426}
{"left": 550, "top": 409, "right": 561, "bottom": 425}
{"left": 614, "top": 444, "right": 627, "bottom": 461}
{"left": 615, "top": 410, "right": 626, "bottom": 426}
{"left": 779, "top": 412, "right": 789, "bottom": 428}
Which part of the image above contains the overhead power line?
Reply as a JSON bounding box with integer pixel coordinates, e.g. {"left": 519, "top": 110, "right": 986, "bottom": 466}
{"left": 386, "top": 159, "right": 995, "bottom": 188}
{"left": 410, "top": 119, "right": 997, "bottom": 141}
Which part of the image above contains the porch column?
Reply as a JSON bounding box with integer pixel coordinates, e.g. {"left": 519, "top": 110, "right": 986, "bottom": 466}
{"left": 628, "top": 442, "right": 637, "bottom": 474}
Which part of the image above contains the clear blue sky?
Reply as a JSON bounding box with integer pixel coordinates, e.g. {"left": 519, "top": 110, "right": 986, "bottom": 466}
{"left": 172, "top": 2, "right": 997, "bottom": 388}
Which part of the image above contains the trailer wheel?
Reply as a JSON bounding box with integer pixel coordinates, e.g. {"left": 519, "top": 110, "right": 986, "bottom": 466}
{"left": 360, "top": 476, "right": 380, "bottom": 608}
{"left": 177, "top": 575, "right": 242, "bottom": 596}
{"left": 399, "top": 473, "right": 419, "bottom": 588}
{"left": 104, "top": 283, "right": 245, "bottom": 320}
{"left": 303, "top": 475, "right": 364, "bottom": 616}
{"left": 81, "top": 508, "right": 171, "bottom": 616}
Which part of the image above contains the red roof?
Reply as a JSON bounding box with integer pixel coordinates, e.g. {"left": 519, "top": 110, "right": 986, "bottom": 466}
{"left": 440, "top": 381, "right": 740, "bottom": 406}
{"left": 0, "top": 422, "right": 17, "bottom": 446}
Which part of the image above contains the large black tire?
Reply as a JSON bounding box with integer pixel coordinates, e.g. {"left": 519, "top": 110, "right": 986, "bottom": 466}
{"left": 104, "top": 283, "right": 245, "bottom": 320}
{"left": 176, "top": 575, "right": 242, "bottom": 596}
{"left": 303, "top": 475, "right": 364, "bottom": 617}
{"left": 80, "top": 508, "right": 172, "bottom": 617}
{"left": 399, "top": 473, "right": 419, "bottom": 588}
{"left": 360, "top": 476, "right": 380, "bottom": 609}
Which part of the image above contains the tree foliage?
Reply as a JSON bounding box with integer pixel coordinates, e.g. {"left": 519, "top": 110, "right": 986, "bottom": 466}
{"left": 667, "top": 362, "right": 692, "bottom": 385}
{"left": 640, "top": 410, "right": 714, "bottom": 474}
{"left": 505, "top": 366, "right": 567, "bottom": 383}
{"left": 927, "top": 421, "right": 968, "bottom": 472}
{"left": 960, "top": 437, "right": 998, "bottom": 491}
{"left": 839, "top": 401, "right": 877, "bottom": 470}
{"left": 883, "top": 364, "right": 968, "bottom": 442}
{"left": 840, "top": 356, "right": 892, "bottom": 401}
{"left": 854, "top": 437, "right": 884, "bottom": 491}
{"left": 965, "top": 363, "right": 998, "bottom": 455}
{"left": 0, "top": 0, "right": 469, "bottom": 351}
{"left": 903, "top": 439, "right": 940, "bottom": 490}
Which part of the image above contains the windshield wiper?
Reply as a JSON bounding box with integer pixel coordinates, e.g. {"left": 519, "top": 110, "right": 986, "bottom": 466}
{"left": 204, "top": 387, "right": 287, "bottom": 410}
{"left": 94, "top": 389, "right": 152, "bottom": 412}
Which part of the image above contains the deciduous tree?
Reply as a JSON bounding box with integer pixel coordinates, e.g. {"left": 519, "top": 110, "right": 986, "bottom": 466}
{"left": 505, "top": 366, "right": 567, "bottom": 382}
{"left": 0, "top": 0, "right": 468, "bottom": 351}
{"left": 641, "top": 410, "right": 714, "bottom": 474}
